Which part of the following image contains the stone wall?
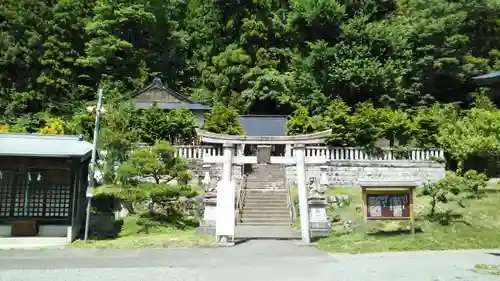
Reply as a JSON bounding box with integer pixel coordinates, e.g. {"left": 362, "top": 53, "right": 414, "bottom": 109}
{"left": 189, "top": 161, "right": 243, "bottom": 187}
{"left": 286, "top": 160, "right": 445, "bottom": 187}
{"left": 188, "top": 159, "right": 444, "bottom": 188}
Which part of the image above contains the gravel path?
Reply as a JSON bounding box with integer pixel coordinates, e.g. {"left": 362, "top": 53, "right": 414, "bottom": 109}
{"left": 1, "top": 240, "right": 499, "bottom": 281}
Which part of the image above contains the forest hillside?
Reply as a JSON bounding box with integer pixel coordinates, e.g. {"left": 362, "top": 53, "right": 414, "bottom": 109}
{"left": 2, "top": 0, "right": 499, "bottom": 120}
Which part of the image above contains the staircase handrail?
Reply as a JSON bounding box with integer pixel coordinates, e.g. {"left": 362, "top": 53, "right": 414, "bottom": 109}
{"left": 236, "top": 172, "right": 247, "bottom": 223}
{"left": 285, "top": 173, "right": 296, "bottom": 223}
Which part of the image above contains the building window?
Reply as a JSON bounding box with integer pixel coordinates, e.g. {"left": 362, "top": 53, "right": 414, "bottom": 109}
{"left": 0, "top": 168, "right": 72, "bottom": 219}
{"left": 0, "top": 170, "right": 15, "bottom": 217}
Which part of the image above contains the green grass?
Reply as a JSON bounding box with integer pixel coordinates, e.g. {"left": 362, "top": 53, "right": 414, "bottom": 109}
{"left": 314, "top": 187, "right": 500, "bottom": 253}
{"left": 472, "top": 264, "right": 500, "bottom": 276}
{"left": 70, "top": 215, "right": 214, "bottom": 249}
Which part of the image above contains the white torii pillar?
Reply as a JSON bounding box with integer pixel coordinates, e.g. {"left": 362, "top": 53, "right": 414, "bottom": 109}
{"left": 221, "top": 143, "right": 234, "bottom": 182}
{"left": 215, "top": 143, "right": 236, "bottom": 245}
{"left": 294, "top": 144, "right": 311, "bottom": 244}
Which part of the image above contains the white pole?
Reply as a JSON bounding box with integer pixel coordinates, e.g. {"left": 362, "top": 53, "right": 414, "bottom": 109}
{"left": 221, "top": 143, "right": 234, "bottom": 182}
{"left": 84, "top": 88, "right": 103, "bottom": 241}
{"left": 295, "top": 144, "right": 311, "bottom": 243}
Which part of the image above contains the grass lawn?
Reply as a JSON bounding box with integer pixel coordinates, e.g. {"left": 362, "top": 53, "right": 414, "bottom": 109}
{"left": 472, "top": 264, "right": 500, "bottom": 276}
{"left": 70, "top": 215, "right": 213, "bottom": 249}
{"left": 312, "top": 187, "right": 500, "bottom": 253}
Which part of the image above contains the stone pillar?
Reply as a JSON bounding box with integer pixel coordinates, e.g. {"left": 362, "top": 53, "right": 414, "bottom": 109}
{"left": 222, "top": 143, "right": 234, "bottom": 182}
{"left": 198, "top": 193, "right": 217, "bottom": 235}
{"left": 201, "top": 164, "right": 211, "bottom": 187}
{"left": 285, "top": 144, "right": 292, "bottom": 157}
{"left": 237, "top": 144, "right": 245, "bottom": 156}
{"left": 295, "top": 144, "right": 311, "bottom": 244}
{"left": 308, "top": 195, "right": 330, "bottom": 236}
{"left": 198, "top": 164, "right": 217, "bottom": 235}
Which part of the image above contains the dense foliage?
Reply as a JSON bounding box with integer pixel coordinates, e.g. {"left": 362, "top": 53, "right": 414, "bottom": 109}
{"left": 3, "top": 0, "right": 500, "bottom": 175}
{"left": 2, "top": 0, "right": 500, "bottom": 121}
{"left": 95, "top": 141, "right": 199, "bottom": 232}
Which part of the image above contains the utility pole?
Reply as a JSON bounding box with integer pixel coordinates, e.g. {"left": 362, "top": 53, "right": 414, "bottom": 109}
{"left": 84, "top": 88, "right": 103, "bottom": 241}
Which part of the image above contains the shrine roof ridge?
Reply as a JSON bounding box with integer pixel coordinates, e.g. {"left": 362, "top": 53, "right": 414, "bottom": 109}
{"left": 357, "top": 179, "right": 422, "bottom": 187}
{"left": 196, "top": 129, "right": 332, "bottom": 144}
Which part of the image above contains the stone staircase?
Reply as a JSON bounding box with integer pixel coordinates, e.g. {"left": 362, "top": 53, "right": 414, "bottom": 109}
{"left": 239, "top": 164, "right": 292, "bottom": 226}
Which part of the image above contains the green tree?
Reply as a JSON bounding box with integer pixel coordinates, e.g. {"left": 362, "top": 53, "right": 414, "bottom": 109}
{"left": 99, "top": 141, "right": 195, "bottom": 232}
{"left": 202, "top": 103, "right": 245, "bottom": 135}
{"left": 323, "top": 99, "right": 352, "bottom": 146}
{"left": 99, "top": 103, "right": 140, "bottom": 184}
{"left": 438, "top": 108, "right": 500, "bottom": 173}
{"left": 285, "top": 105, "right": 327, "bottom": 136}
{"left": 138, "top": 106, "right": 197, "bottom": 145}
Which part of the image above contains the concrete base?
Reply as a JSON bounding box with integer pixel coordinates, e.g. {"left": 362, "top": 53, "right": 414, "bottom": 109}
{"left": 216, "top": 242, "right": 235, "bottom": 247}
{"left": 0, "top": 237, "right": 68, "bottom": 250}
{"left": 310, "top": 226, "right": 331, "bottom": 237}
{"left": 308, "top": 197, "right": 331, "bottom": 236}
{"left": 0, "top": 224, "right": 76, "bottom": 243}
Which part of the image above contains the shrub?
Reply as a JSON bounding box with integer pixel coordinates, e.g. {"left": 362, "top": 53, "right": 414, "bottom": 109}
{"left": 420, "top": 170, "right": 488, "bottom": 220}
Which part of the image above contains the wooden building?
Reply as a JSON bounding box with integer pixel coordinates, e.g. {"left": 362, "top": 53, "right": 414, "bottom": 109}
{"left": 0, "top": 133, "right": 92, "bottom": 243}
{"left": 128, "top": 78, "right": 289, "bottom": 135}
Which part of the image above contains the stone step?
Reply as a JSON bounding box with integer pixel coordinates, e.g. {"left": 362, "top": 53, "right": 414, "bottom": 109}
{"left": 244, "top": 201, "right": 287, "bottom": 206}
{"left": 247, "top": 171, "right": 284, "bottom": 175}
{"left": 246, "top": 189, "right": 286, "bottom": 191}
{"left": 240, "top": 218, "right": 292, "bottom": 224}
{"left": 244, "top": 199, "right": 287, "bottom": 204}
{"left": 245, "top": 192, "right": 287, "bottom": 197}
{"left": 243, "top": 204, "right": 290, "bottom": 209}
{"left": 246, "top": 182, "right": 285, "bottom": 185}
{"left": 244, "top": 195, "right": 287, "bottom": 200}
{"left": 245, "top": 190, "right": 287, "bottom": 193}
{"left": 242, "top": 211, "right": 290, "bottom": 217}
{"left": 242, "top": 217, "right": 291, "bottom": 222}
{"left": 245, "top": 193, "right": 286, "bottom": 198}
{"left": 245, "top": 195, "right": 287, "bottom": 200}
{"left": 0, "top": 237, "right": 68, "bottom": 250}
{"left": 245, "top": 185, "right": 285, "bottom": 189}
{"left": 237, "top": 221, "right": 292, "bottom": 226}
{"left": 246, "top": 177, "right": 284, "bottom": 180}
{"left": 246, "top": 178, "right": 284, "bottom": 181}
{"left": 247, "top": 171, "right": 284, "bottom": 174}
{"left": 244, "top": 204, "right": 288, "bottom": 209}
{"left": 245, "top": 192, "right": 287, "bottom": 196}
{"left": 245, "top": 184, "right": 285, "bottom": 187}
{"left": 246, "top": 183, "right": 284, "bottom": 186}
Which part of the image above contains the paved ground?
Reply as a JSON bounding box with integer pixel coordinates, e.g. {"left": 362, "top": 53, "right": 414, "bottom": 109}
{"left": 0, "top": 240, "right": 499, "bottom": 281}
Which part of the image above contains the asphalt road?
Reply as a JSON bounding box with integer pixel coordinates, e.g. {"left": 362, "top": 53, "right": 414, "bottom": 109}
{"left": 1, "top": 240, "right": 499, "bottom": 281}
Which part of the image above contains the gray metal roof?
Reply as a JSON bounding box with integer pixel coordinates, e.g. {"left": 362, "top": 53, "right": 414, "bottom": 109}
{"left": 239, "top": 115, "right": 287, "bottom": 136}
{"left": 0, "top": 133, "right": 93, "bottom": 159}
{"left": 134, "top": 102, "right": 211, "bottom": 110}
{"left": 473, "top": 71, "right": 500, "bottom": 85}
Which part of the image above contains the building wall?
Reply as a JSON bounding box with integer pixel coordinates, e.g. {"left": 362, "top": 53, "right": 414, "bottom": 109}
{"left": 193, "top": 110, "right": 205, "bottom": 126}
{"left": 188, "top": 160, "right": 444, "bottom": 188}
{"left": 285, "top": 161, "right": 445, "bottom": 187}
{"left": 0, "top": 156, "right": 89, "bottom": 242}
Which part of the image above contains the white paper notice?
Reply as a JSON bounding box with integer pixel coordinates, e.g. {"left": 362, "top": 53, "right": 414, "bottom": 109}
{"left": 216, "top": 180, "right": 236, "bottom": 238}
{"left": 368, "top": 205, "right": 382, "bottom": 217}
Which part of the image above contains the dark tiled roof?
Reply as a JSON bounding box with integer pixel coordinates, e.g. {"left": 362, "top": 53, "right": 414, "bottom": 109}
{"left": 135, "top": 102, "right": 211, "bottom": 110}
{"left": 473, "top": 71, "right": 500, "bottom": 86}
{"left": 130, "top": 78, "right": 211, "bottom": 110}
{"left": 239, "top": 115, "right": 287, "bottom": 136}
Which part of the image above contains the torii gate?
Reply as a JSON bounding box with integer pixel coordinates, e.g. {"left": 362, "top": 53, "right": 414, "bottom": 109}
{"left": 196, "top": 129, "right": 332, "bottom": 244}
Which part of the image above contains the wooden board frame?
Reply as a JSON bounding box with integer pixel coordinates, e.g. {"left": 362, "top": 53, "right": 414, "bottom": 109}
{"left": 361, "top": 186, "right": 416, "bottom": 234}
